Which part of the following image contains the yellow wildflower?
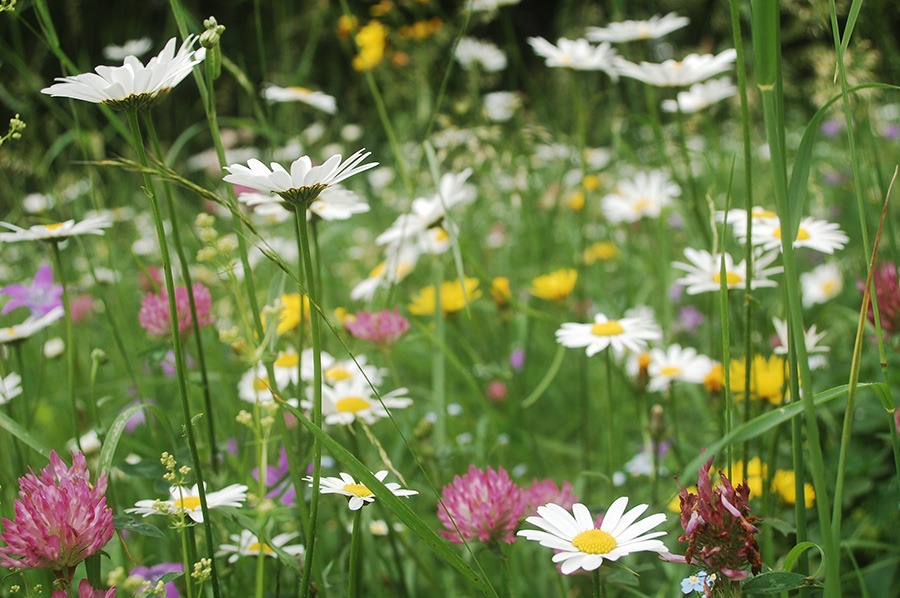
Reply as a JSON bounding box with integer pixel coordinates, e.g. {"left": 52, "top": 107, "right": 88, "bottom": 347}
{"left": 583, "top": 241, "right": 618, "bottom": 264}
{"left": 408, "top": 277, "right": 481, "bottom": 316}
{"left": 566, "top": 190, "right": 585, "bottom": 212}
{"left": 529, "top": 268, "right": 577, "bottom": 301}
{"left": 730, "top": 355, "right": 787, "bottom": 404}
{"left": 772, "top": 470, "right": 815, "bottom": 508}
{"left": 491, "top": 277, "right": 512, "bottom": 306}
{"left": 277, "top": 293, "right": 310, "bottom": 335}
{"left": 582, "top": 174, "right": 601, "bottom": 192}
{"left": 703, "top": 363, "right": 724, "bottom": 393}
{"left": 729, "top": 458, "right": 767, "bottom": 498}
{"left": 353, "top": 21, "right": 387, "bottom": 71}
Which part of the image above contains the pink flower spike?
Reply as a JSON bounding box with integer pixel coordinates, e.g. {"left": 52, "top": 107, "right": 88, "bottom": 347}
{"left": 437, "top": 465, "right": 526, "bottom": 546}
{"left": 345, "top": 308, "right": 410, "bottom": 348}
{"left": 0, "top": 451, "right": 114, "bottom": 577}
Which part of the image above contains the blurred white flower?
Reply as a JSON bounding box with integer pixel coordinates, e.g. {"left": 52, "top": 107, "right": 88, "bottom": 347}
{"left": 262, "top": 84, "right": 337, "bottom": 114}
{"left": 616, "top": 49, "right": 736, "bottom": 87}
{"left": 454, "top": 37, "right": 508, "bottom": 72}
{"left": 483, "top": 91, "right": 521, "bottom": 122}
{"left": 586, "top": 13, "right": 689, "bottom": 43}
{"left": 661, "top": 77, "right": 737, "bottom": 113}
{"left": 800, "top": 262, "right": 843, "bottom": 307}
{"left": 528, "top": 37, "right": 620, "bottom": 77}
{"left": 102, "top": 37, "right": 153, "bottom": 61}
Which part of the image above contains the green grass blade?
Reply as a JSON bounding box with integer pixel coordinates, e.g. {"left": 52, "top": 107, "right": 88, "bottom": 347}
{"left": 98, "top": 403, "right": 178, "bottom": 477}
{"left": 0, "top": 410, "right": 51, "bottom": 459}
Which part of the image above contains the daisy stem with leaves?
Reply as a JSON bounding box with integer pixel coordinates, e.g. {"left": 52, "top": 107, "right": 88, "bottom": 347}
{"left": 49, "top": 241, "right": 83, "bottom": 449}
{"left": 124, "top": 108, "right": 221, "bottom": 598}
{"left": 142, "top": 113, "right": 219, "bottom": 473}
{"left": 295, "top": 205, "right": 324, "bottom": 597}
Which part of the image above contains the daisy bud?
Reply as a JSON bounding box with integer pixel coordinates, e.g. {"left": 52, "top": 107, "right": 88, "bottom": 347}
{"left": 201, "top": 17, "right": 225, "bottom": 78}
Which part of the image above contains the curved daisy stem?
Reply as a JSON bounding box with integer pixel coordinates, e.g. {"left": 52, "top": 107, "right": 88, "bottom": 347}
{"left": 347, "top": 508, "right": 363, "bottom": 598}
{"left": 296, "top": 206, "right": 324, "bottom": 598}
{"left": 142, "top": 113, "right": 219, "bottom": 473}
{"left": 49, "top": 240, "right": 83, "bottom": 449}
{"left": 125, "top": 108, "right": 221, "bottom": 598}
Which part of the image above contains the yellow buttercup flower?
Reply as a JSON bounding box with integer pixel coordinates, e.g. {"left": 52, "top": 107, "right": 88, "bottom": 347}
{"left": 408, "top": 277, "right": 481, "bottom": 316}
{"left": 353, "top": 21, "right": 387, "bottom": 71}
{"left": 566, "top": 190, "right": 585, "bottom": 212}
{"left": 491, "top": 277, "right": 511, "bottom": 306}
{"left": 582, "top": 174, "right": 601, "bottom": 192}
{"left": 529, "top": 269, "right": 577, "bottom": 301}
{"left": 583, "top": 241, "right": 618, "bottom": 264}
{"left": 771, "top": 470, "right": 815, "bottom": 508}
{"left": 277, "top": 293, "right": 310, "bottom": 335}
{"left": 729, "top": 355, "right": 787, "bottom": 404}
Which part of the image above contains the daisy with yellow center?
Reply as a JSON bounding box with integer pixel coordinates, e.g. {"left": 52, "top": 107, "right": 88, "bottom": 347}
{"left": 0, "top": 215, "right": 112, "bottom": 243}
{"left": 408, "top": 277, "right": 482, "bottom": 316}
{"left": 303, "top": 377, "right": 411, "bottom": 425}
{"left": 800, "top": 262, "right": 843, "bottom": 307}
{"left": 600, "top": 170, "right": 680, "bottom": 224}
{"left": 749, "top": 216, "right": 849, "bottom": 254}
{"left": 517, "top": 498, "right": 668, "bottom": 575}
{"left": 529, "top": 269, "right": 577, "bottom": 301}
{"left": 0, "top": 307, "right": 64, "bottom": 345}
{"left": 646, "top": 344, "right": 714, "bottom": 392}
{"left": 673, "top": 248, "right": 781, "bottom": 295}
{"left": 218, "top": 529, "right": 305, "bottom": 563}
{"left": 309, "top": 470, "right": 418, "bottom": 510}
{"left": 555, "top": 310, "right": 661, "bottom": 357}
{"left": 127, "top": 483, "right": 248, "bottom": 523}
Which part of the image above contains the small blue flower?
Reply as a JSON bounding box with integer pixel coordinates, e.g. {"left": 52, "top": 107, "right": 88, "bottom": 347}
{"left": 681, "top": 570, "right": 712, "bottom": 594}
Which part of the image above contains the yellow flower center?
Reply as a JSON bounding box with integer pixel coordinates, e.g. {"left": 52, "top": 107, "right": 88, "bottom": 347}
{"left": 634, "top": 197, "right": 651, "bottom": 212}
{"left": 288, "top": 86, "right": 312, "bottom": 94}
{"left": 822, "top": 281, "right": 835, "bottom": 293}
{"left": 325, "top": 366, "right": 352, "bottom": 383}
{"left": 274, "top": 353, "right": 299, "bottom": 368}
{"left": 659, "top": 365, "right": 682, "bottom": 377}
{"left": 571, "top": 529, "right": 617, "bottom": 555}
{"left": 173, "top": 496, "right": 201, "bottom": 510}
{"left": 773, "top": 226, "right": 810, "bottom": 241}
{"left": 433, "top": 227, "right": 449, "bottom": 242}
{"left": 3, "top": 327, "right": 15, "bottom": 336}
{"left": 755, "top": 209, "right": 777, "bottom": 218}
{"left": 713, "top": 271, "right": 742, "bottom": 285}
{"left": 253, "top": 376, "right": 270, "bottom": 391}
{"left": 44, "top": 222, "right": 66, "bottom": 231}
{"left": 369, "top": 262, "right": 386, "bottom": 278}
{"left": 248, "top": 541, "right": 275, "bottom": 555}
{"left": 336, "top": 396, "right": 370, "bottom": 413}
{"left": 591, "top": 320, "right": 624, "bottom": 337}
{"left": 342, "top": 483, "right": 373, "bottom": 498}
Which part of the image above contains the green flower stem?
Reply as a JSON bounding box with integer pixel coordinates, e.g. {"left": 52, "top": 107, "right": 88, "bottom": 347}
{"left": 592, "top": 569, "right": 602, "bottom": 598}
{"left": 348, "top": 508, "right": 363, "bottom": 598}
{"left": 432, "top": 261, "right": 447, "bottom": 451}
{"left": 180, "top": 519, "right": 195, "bottom": 598}
{"left": 143, "top": 113, "right": 219, "bottom": 473}
{"left": 750, "top": 5, "right": 837, "bottom": 593}
{"left": 604, "top": 349, "right": 615, "bottom": 502}
{"left": 125, "top": 108, "right": 221, "bottom": 598}
{"left": 49, "top": 241, "right": 82, "bottom": 449}
{"left": 296, "top": 206, "right": 324, "bottom": 598}
{"left": 255, "top": 402, "right": 269, "bottom": 598}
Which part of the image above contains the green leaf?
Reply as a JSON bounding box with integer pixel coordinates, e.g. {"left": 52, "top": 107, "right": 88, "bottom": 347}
{"left": 679, "top": 384, "right": 873, "bottom": 480}
{"left": 870, "top": 382, "right": 895, "bottom": 413}
{"left": 113, "top": 516, "right": 166, "bottom": 539}
{"left": 742, "top": 571, "right": 818, "bottom": 594}
{"left": 157, "top": 571, "right": 185, "bottom": 584}
{"left": 279, "top": 400, "right": 499, "bottom": 597}
{"left": 85, "top": 553, "right": 102, "bottom": 587}
{"left": 98, "top": 403, "right": 177, "bottom": 477}
{"left": 783, "top": 541, "right": 825, "bottom": 578}
{"left": 0, "top": 410, "right": 51, "bottom": 459}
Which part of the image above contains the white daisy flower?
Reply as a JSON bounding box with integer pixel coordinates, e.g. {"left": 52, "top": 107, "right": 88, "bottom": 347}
{"left": 601, "top": 170, "right": 680, "bottom": 224}
{"left": 483, "top": 91, "right": 521, "bottom": 122}
{"left": 517, "top": 499, "right": 668, "bottom": 575}
{"left": 307, "top": 470, "right": 418, "bottom": 510}
{"left": 303, "top": 378, "right": 412, "bottom": 426}
{"left": 0, "top": 371, "right": 22, "bottom": 404}
{"left": 717, "top": 206, "right": 779, "bottom": 240}
{"left": 528, "top": 37, "right": 620, "bottom": 76}
{"left": 800, "top": 262, "right": 843, "bottom": 307}
{"left": 646, "top": 344, "right": 714, "bottom": 392}
{"left": 218, "top": 529, "right": 304, "bottom": 563}
{"left": 103, "top": 37, "right": 153, "bottom": 61}
{"left": 772, "top": 317, "right": 829, "bottom": 370}
{"left": 555, "top": 310, "right": 662, "bottom": 357}
{"left": 127, "top": 483, "right": 248, "bottom": 523}
{"left": 223, "top": 149, "right": 377, "bottom": 206}
{"left": 661, "top": 77, "right": 737, "bottom": 113}
{"left": 750, "top": 216, "right": 849, "bottom": 254}
{"left": 673, "top": 248, "right": 782, "bottom": 295}
{"left": 261, "top": 85, "right": 337, "bottom": 114}
{"left": 321, "top": 354, "right": 385, "bottom": 387}
{"left": 0, "top": 306, "right": 65, "bottom": 345}
{"left": 0, "top": 215, "right": 112, "bottom": 243}
{"left": 586, "top": 13, "right": 689, "bottom": 43}
{"left": 241, "top": 185, "right": 369, "bottom": 222}
{"left": 615, "top": 49, "right": 737, "bottom": 87}
{"left": 237, "top": 362, "right": 294, "bottom": 404}
{"left": 454, "top": 37, "right": 508, "bottom": 73}
{"left": 349, "top": 244, "right": 421, "bottom": 301}
{"left": 42, "top": 36, "right": 205, "bottom": 110}
{"left": 467, "top": 0, "right": 521, "bottom": 12}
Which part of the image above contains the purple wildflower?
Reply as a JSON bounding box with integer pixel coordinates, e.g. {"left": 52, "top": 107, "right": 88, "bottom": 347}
{"left": 252, "top": 446, "right": 297, "bottom": 505}
{"left": 130, "top": 562, "right": 184, "bottom": 598}
{"left": 437, "top": 465, "right": 526, "bottom": 545}
{"left": 0, "top": 451, "right": 114, "bottom": 585}
{"left": 345, "top": 308, "right": 410, "bottom": 349}
{"left": 677, "top": 457, "right": 762, "bottom": 581}
{"left": 1, "top": 263, "right": 63, "bottom": 316}
{"left": 509, "top": 348, "right": 525, "bottom": 370}
{"left": 820, "top": 119, "right": 843, "bottom": 137}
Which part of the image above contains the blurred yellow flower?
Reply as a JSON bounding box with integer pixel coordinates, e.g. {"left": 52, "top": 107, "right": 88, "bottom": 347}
{"left": 491, "top": 276, "right": 511, "bottom": 306}
{"left": 730, "top": 355, "right": 787, "bottom": 404}
{"left": 729, "top": 458, "right": 767, "bottom": 498}
{"left": 668, "top": 486, "right": 695, "bottom": 512}
{"left": 566, "top": 190, "right": 585, "bottom": 212}
{"left": 529, "top": 268, "right": 577, "bottom": 301}
{"left": 398, "top": 17, "right": 442, "bottom": 40}
{"left": 772, "top": 470, "right": 815, "bottom": 508}
{"left": 369, "top": 0, "right": 393, "bottom": 16}
{"left": 277, "top": 293, "right": 310, "bottom": 335}
{"left": 334, "top": 306, "right": 354, "bottom": 327}
{"left": 582, "top": 174, "right": 601, "bottom": 192}
{"left": 408, "top": 277, "right": 481, "bottom": 315}
{"left": 703, "top": 363, "right": 724, "bottom": 393}
{"left": 353, "top": 21, "right": 387, "bottom": 71}
{"left": 336, "top": 15, "right": 359, "bottom": 39}
{"left": 583, "top": 241, "right": 618, "bottom": 264}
